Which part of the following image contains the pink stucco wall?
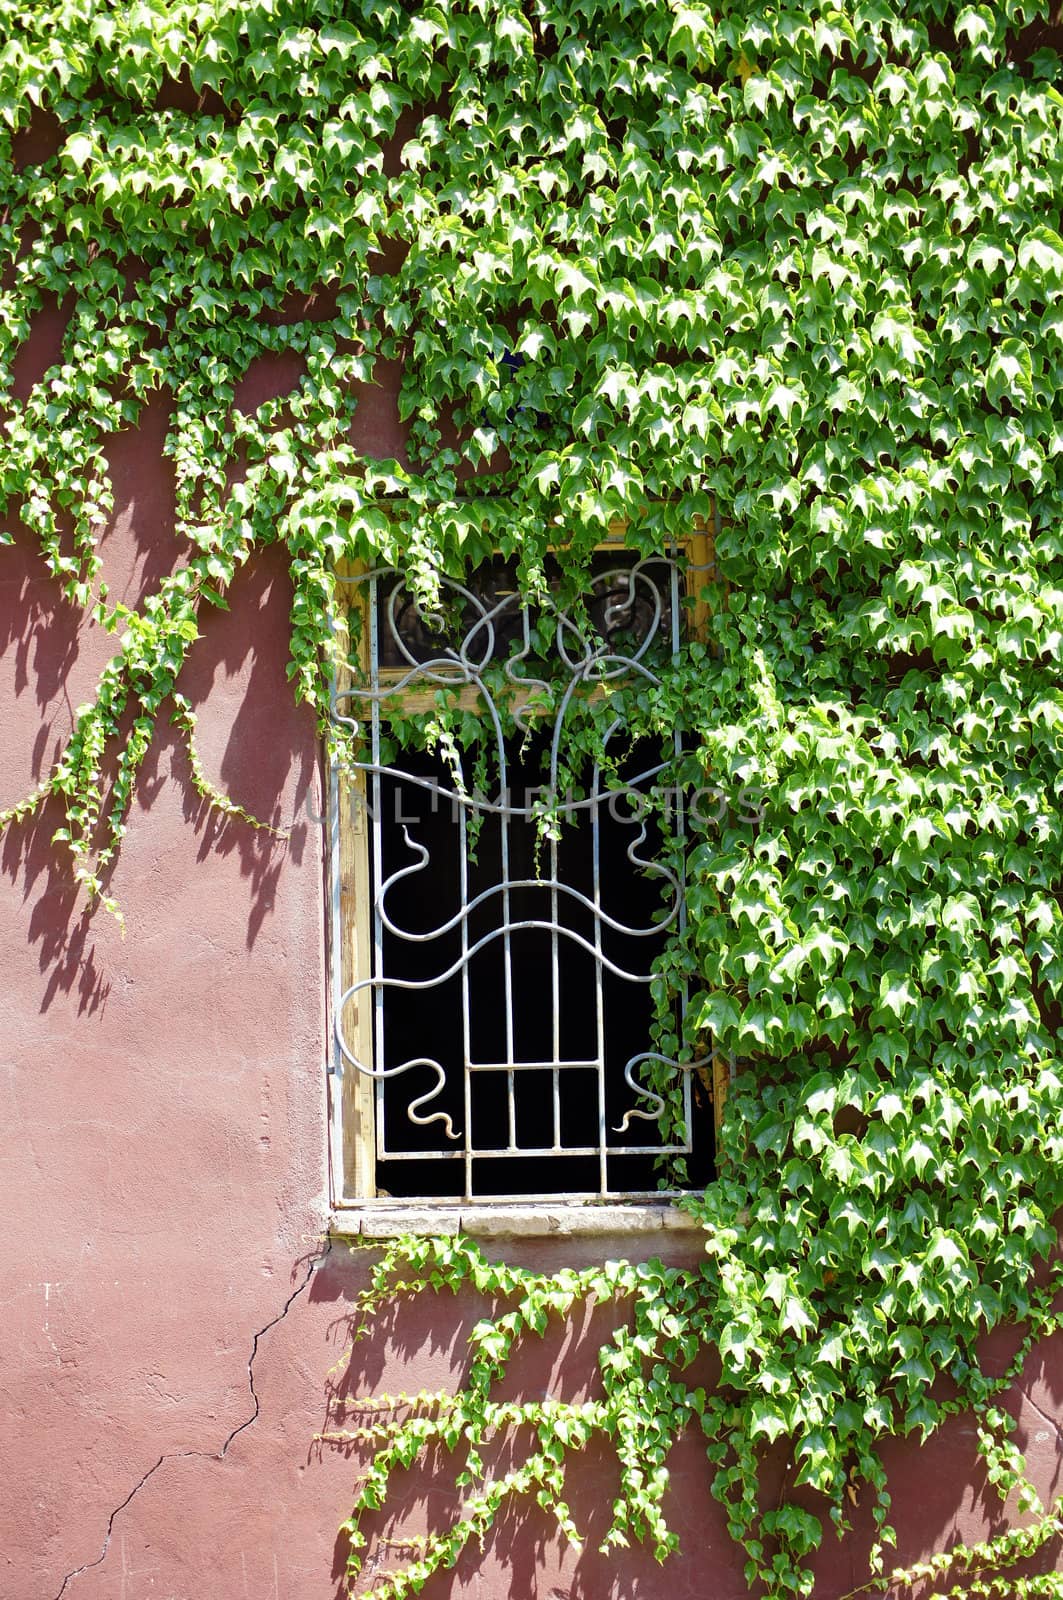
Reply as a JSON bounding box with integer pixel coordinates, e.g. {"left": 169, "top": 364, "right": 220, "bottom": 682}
{"left": 2, "top": 324, "right": 1061, "bottom": 1600}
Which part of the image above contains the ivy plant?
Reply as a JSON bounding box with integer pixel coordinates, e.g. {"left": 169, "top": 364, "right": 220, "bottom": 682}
{"left": 3, "top": 1, "right": 1063, "bottom": 1595}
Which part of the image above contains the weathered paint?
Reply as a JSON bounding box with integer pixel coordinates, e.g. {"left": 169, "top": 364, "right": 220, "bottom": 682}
{"left": 2, "top": 333, "right": 1061, "bottom": 1600}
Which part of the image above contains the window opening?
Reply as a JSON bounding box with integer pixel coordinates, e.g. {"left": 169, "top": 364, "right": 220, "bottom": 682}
{"left": 331, "top": 542, "right": 717, "bottom": 1204}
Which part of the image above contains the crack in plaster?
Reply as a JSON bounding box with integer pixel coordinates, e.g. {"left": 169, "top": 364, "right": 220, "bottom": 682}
{"left": 1017, "top": 1381, "right": 1063, "bottom": 1449}
{"left": 52, "top": 1240, "right": 330, "bottom": 1600}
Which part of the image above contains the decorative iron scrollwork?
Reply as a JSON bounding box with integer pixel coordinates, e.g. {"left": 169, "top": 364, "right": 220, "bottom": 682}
{"left": 332, "top": 551, "right": 710, "bottom": 1200}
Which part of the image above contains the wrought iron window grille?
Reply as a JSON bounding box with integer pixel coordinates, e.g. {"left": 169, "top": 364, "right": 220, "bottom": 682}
{"left": 329, "top": 533, "right": 723, "bottom": 1207}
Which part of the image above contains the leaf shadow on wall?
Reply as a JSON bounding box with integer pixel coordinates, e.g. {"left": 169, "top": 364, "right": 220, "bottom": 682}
{"left": 306, "top": 1246, "right": 1063, "bottom": 1600}
{"left": 0, "top": 529, "right": 111, "bottom": 1015}
{"left": 0, "top": 531, "right": 83, "bottom": 777}
{"left": 0, "top": 372, "right": 184, "bottom": 1009}
{"left": 0, "top": 802, "right": 112, "bottom": 1016}
{"left": 173, "top": 547, "right": 316, "bottom": 950}
{"left": 1, "top": 543, "right": 317, "bottom": 1006}
{"left": 309, "top": 1242, "right": 744, "bottom": 1600}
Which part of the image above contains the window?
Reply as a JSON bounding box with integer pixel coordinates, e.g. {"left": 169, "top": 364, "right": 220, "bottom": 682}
{"left": 328, "top": 527, "right": 726, "bottom": 1213}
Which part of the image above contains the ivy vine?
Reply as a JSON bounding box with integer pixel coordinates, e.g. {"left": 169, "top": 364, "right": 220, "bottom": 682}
{"left": 3, "top": 0, "right": 1063, "bottom": 1595}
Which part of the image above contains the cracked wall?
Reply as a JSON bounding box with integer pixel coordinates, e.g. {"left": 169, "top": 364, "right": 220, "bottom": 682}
{"left": 2, "top": 332, "right": 1062, "bottom": 1600}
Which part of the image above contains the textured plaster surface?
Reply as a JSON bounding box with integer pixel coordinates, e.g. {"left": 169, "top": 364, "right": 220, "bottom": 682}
{"left": 1, "top": 338, "right": 1061, "bottom": 1600}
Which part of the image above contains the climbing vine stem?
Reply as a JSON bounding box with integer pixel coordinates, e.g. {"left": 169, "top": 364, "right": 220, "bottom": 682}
{"left": 3, "top": 2, "right": 1063, "bottom": 1595}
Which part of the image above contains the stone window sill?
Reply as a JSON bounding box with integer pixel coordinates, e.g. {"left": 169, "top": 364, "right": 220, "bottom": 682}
{"left": 330, "top": 1201, "right": 701, "bottom": 1240}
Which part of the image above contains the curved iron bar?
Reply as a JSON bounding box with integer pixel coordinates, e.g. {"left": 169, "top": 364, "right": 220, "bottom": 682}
{"left": 613, "top": 1052, "right": 713, "bottom": 1133}
{"left": 375, "top": 828, "right": 682, "bottom": 944}
{"left": 330, "top": 1031, "right": 459, "bottom": 1139}
{"left": 340, "top": 911, "right": 667, "bottom": 999}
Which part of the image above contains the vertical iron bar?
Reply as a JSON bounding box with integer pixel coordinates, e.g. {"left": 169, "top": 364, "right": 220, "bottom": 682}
{"left": 369, "top": 577, "right": 386, "bottom": 1165}
{"left": 498, "top": 714, "right": 516, "bottom": 1152}
{"left": 550, "top": 818, "right": 561, "bottom": 1153}
{"left": 327, "top": 707, "right": 344, "bottom": 1194}
{"left": 592, "top": 767, "right": 608, "bottom": 1194}
{"left": 670, "top": 554, "right": 695, "bottom": 1158}
{"left": 459, "top": 795, "right": 473, "bottom": 1199}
